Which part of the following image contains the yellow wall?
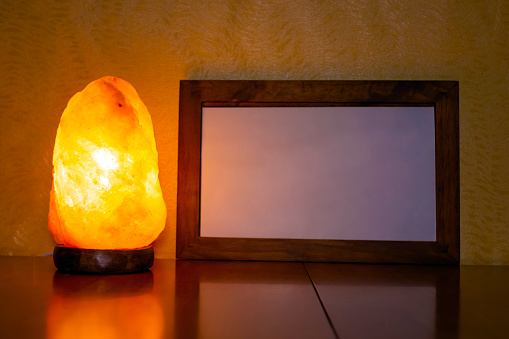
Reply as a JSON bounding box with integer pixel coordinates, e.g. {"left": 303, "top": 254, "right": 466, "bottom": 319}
{"left": 1, "top": 0, "right": 508, "bottom": 264}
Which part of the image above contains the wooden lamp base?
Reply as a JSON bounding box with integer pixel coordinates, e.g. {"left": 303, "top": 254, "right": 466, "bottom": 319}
{"left": 53, "top": 245, "right": 154, "bottom": 274}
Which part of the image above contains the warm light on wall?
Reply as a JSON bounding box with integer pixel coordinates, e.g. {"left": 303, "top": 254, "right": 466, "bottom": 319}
{"left": 49, "top": 76, "right": 166, "bottom": 273}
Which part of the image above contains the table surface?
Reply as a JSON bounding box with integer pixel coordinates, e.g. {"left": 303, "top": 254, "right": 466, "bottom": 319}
{"left": 1, "top": 257, "right": 508, "bottom": 339}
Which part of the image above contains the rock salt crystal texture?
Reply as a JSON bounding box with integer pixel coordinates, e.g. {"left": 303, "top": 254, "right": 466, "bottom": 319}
{"left": 48, "top": 76, "right": 166, "bottom": 249}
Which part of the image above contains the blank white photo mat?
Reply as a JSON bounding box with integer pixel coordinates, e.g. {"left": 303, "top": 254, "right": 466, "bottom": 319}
{"left": 200, "top": 106, "right": 436, "bottom": 241}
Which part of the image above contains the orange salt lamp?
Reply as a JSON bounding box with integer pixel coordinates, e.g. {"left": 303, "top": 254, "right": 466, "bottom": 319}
{"left": 49, "top": 76, "right": 166, "bottom": 274}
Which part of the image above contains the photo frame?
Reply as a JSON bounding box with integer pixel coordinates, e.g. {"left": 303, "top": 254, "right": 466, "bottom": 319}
{"left": 177, "top": 80, "right": 459, "bottom": 264}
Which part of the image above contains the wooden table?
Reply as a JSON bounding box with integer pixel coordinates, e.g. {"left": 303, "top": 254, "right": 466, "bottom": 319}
{"left": 1, "top": 257, "right": 508, "bottom": 338}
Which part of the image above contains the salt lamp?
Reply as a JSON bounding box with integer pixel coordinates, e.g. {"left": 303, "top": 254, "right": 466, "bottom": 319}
{"left": 49, "top": 76, "right": 166, "bottom": 274}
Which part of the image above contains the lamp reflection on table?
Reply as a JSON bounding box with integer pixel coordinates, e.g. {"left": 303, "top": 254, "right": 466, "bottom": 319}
{"left": 47, "top": 271, "right": 163, "bottom": 339}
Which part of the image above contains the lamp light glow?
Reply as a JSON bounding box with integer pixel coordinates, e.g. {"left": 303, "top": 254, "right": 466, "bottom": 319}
{"left": 49, "top": 76, "right": 166, "bottom": 273}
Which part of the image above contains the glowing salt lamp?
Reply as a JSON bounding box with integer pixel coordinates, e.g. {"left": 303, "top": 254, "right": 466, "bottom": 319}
{"left": 49, "top": 76, "right": 166, "bottom": 274}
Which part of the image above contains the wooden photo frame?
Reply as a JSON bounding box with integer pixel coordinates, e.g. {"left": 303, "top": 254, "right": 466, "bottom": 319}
{"left": 177, "top": 80, "right": 459, "bottom": 264}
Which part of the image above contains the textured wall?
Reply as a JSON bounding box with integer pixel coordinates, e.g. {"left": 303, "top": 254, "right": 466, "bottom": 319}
{"left": 0, "top": 0, "right": 507, "bottom": 264}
